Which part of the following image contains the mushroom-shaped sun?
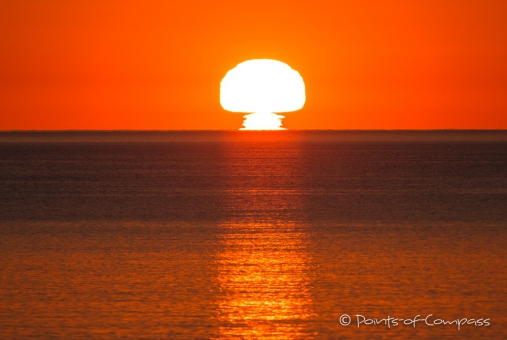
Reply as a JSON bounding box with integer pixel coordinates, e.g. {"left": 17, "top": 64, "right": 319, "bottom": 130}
{"left": 220, "top": 59, "right": 306, "bottom": 130}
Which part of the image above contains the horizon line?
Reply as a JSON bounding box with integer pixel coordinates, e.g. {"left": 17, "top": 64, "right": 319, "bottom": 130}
{"left": 1, "top": 129, "right": 506, "bottom": 133}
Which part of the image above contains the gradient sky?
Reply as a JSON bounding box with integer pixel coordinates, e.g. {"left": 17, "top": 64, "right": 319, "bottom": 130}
{"left": 1, "top": 0, "right": 506, "bottom": 130}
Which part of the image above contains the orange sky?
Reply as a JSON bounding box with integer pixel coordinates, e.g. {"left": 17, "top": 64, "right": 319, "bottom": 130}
{"left": 1, "top": 0, "right": 506, "bottom": 130}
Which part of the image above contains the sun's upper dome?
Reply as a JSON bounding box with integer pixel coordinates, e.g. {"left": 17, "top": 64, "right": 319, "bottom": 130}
{"left": 220, "top": 59, "right": 306, "bottom": 114}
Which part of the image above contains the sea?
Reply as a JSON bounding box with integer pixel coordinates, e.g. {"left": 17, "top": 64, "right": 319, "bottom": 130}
{"left": 0, "top": 130, "right": 506, "bottom": 339}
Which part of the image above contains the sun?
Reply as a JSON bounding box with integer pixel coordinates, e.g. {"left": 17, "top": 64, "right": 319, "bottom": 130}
{"left": 220, "top": 59, "right": 306, "bottom": 130}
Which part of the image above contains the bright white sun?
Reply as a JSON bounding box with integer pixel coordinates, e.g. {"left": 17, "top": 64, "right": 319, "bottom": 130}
{"left": 220, "top": 59, "right": 305, "bottom": 130}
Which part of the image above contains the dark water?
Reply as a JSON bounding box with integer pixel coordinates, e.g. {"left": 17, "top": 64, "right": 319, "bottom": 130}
{"left": 0, "top": 131, "right": 506, "bottom": 339}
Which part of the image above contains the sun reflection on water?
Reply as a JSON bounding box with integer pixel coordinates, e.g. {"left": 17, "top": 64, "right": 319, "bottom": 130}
{"left": 214, "top": 223, "right": 315, "bottom": 339}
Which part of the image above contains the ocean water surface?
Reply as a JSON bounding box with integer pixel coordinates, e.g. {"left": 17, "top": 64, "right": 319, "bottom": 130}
{"left": 0, "top": 130, "right": 506, "bottom": 339}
